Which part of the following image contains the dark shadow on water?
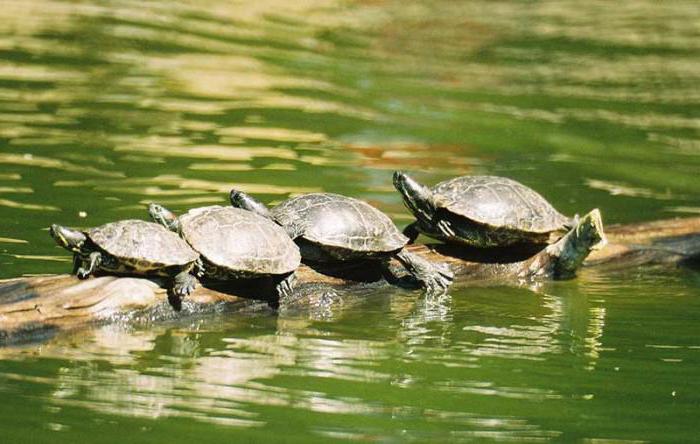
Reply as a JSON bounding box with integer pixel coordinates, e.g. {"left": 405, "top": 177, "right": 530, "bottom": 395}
{"left": 432, "top": 242, "right": 546, "bottom": 264}
{"left": 200, "top": 277, "right": 281, "bottom": 307}
{"left": 303, "top": 259, "right": 385, "bottom": 283}
{"left": 0, "top": 322, "right": 60, "bottom": 347}
{"left": 678, "top": 254, "right": 700, "bottom": 271}
{"left": 304, "top": 258, "right": 421, "bottom": 290}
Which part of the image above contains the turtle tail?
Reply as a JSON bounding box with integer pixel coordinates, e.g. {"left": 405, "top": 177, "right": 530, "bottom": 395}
{"left": 564, "top": 214, "right": 580, "bottom": 230}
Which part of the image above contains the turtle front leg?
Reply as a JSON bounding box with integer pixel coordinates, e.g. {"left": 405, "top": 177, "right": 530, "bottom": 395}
{"left": 394, "top": 250, "right": 454, "bottom": 295}
{"left": 71, "top": 253, "right": 81, "bottom": 275}
{"left": 76, "top": 251, "right": 102, "bottom": 279}
{"left": 402, "top": 222, "right": 420, "bottom": 244}
{"left": 171, "top": 270, "right": 199, "bottom": 302}
{"left": 275, "top": 272, "right": 297, "bottom": 300}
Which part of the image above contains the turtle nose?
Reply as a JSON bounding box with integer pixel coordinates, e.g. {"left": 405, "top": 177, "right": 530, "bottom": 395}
{"left": 229, "top": 189, "right": 244, "bottom": 206}
{"left": 393, "top": 171, "right": 405, "bottom": 187}
{"left": 49, "top": 224, "right": 67, "bottom": 246}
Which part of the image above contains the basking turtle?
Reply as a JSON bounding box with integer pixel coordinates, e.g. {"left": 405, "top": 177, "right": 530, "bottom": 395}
{"left": 229, "top": 191, "right": 453, "bottom": 293}
{"left": 148, "top": 204, "right": 301, "bottom": 300}
{"left": 393, "top": 172, "right": 574, "bottom": 248}
{"left": 49, "top": 220, "right": 199, "bottom": 297}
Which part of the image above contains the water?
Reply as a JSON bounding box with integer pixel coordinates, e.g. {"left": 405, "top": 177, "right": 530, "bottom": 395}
{"left": 1, "top": 0, "right": 699, "bottom": 441}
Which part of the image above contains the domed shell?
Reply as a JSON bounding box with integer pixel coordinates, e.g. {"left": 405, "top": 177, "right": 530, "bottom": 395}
{"left": 179, "top": 206, "right": 300, "bottom": 274}
{"left": 272, "top": 193, "right": 408, "bottom": 252}
{"left": 433, "top": 176, "right": 569, "bottom": 233}
{"left": 88, "top": 220, "right": 198, "bottom": 267}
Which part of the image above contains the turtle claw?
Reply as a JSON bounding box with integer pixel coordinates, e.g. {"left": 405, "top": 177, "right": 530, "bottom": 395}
{"left": 275, "top": 273, "right": 296, "bottom": 300}
{"left": 171, "top": 272, "right": 199, "bottom": 301}
{"left": 395, "top": 250, "right": 454, "bottom": 294}
{"left": 76, "top": 268, "right": 91, "bottom": 279}
{"left": 422, "top": 262, "right": 454, "bottom": 296}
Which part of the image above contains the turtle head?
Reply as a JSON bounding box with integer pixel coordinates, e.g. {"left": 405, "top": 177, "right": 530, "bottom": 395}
{"left": 148, "top": 203, "right": 180, "bottom": 232}
{"left": 229, "top": 189, "right": 272, "bottom": 220}
{"left": 49, "top": 224, "right": 86, "bottom": 253}
{"left": 393, "top": 171, "right": 436, "bottom": 223}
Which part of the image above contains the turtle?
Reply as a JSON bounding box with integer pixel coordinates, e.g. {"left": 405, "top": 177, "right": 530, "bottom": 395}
{"left": 49, "top": 220, "right": 200, "bottom": 298}
{"left": 148, "top": 204, "right": 301, "bottom": 301}
{"left": 229, "top": 190, "right": 454, "bottom": 293}
{"left": 393, "top": 171, "right": 575, "bottom": 248}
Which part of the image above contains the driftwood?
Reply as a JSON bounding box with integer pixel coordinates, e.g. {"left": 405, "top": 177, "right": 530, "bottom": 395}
{"left": 1, "top": 211, "right": 699, "bottom": 346}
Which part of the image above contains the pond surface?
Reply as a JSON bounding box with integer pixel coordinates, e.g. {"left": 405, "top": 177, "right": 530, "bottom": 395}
{"left": 1, "top": 0, "right": 699, "bottom": 442}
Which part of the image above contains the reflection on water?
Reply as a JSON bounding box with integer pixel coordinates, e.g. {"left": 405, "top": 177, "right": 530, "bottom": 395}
{"left": 2, "top": 270, "right": 697, "bottom": 441}
{"left": 0, "top": 287, "right": 576, "bottom": 440}
{"left": 1, "top": 0, "right": 700, "bottom": 441}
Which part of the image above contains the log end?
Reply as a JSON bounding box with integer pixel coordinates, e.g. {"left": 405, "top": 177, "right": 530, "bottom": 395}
{"left": 540, "top": 208, "right": 607, "bottom": 278}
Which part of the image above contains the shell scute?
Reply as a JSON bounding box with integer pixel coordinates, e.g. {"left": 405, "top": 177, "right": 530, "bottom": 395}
{"left": 88, "top": 219, "right": 198, "bottom": 267}
{"left": 179, "top": 206, "right": 300, "bottom": 274}
{"left": 272, "top": 193, "right": 407, "bottom": 253}
{"left": 434, "top": 176, "right": 569, "bottom": 233}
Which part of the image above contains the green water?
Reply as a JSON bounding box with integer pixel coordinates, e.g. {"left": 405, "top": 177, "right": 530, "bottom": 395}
{"left": 1, "top": 0, "right": 699, "bottom": 442}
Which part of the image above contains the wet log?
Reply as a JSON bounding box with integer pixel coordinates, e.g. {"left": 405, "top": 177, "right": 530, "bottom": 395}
{"left": 2, "top": 211, "right": 699, "bottom": 345}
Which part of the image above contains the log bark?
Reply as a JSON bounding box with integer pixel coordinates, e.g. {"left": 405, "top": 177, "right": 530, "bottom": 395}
{"left": 1, "top": 214, "right": 699, "bottom": 346}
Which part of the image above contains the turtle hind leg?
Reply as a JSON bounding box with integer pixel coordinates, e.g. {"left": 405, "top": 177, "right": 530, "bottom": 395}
{"left": 563, "top": 213, "right": 580, "bottom": 231}
{"left": 169, "top": 271, "right": 199, "bottom": 310}
{"left": 76, "top": 251, "right": 102, "bottom": 279}
{"left": 394, "top": 250, "right": 454, "bottom": 295}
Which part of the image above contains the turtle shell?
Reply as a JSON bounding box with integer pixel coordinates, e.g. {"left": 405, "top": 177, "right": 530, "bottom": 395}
{"left": 271, "top": 193, "right": 408, "bottom": 253}
{"left": 88, "top": 219, "right": 198, "bottom": 268}
{"left": 432, "top": 176, "right": 569, "bottom": 233}
{"left": 179, "top": 206, "right": 300, "bottom": 275}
